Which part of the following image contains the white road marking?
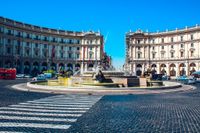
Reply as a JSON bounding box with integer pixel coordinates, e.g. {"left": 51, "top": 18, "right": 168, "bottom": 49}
{"left": 0, "top": 122, "right": 71, "bottom": 129}
{"left": 0, "top": 115, "right": 77, "bottom": 122}
{"left": 19, "top": 102, "right": 93, "bottom": 107}
{"left": 10, "top": 105, "right": 90, "bottom": 110}
{"left": 0, "top": 107, "right": 87, "bottom": 113}
{"left": 0, "top": 111, "right": 82, "bottom": 117}
{"left": 0, "top": 95, "right": 102, "bottom": 131}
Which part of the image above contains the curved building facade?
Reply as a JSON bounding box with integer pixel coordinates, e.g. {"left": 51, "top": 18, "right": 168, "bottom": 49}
{"left": 125, "top": 25, "right": 200, "bottom": 77}
{"left": 0, "top": 17, "right": 104, "bottom": 75}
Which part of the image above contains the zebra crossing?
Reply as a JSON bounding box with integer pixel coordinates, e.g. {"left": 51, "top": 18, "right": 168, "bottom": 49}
{"left": 0, "top": 94, "right": 102, "bottom": 132}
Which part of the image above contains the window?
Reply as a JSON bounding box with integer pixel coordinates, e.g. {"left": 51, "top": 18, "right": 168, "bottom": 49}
{"left": 8, "top": 30, "right": 12, "bottom": 35}
{"left": 76, "top": 54, "right": 80, "bottom": 59}
{"left": 171, "top": 45, "right": 174, "bottom": 49}
{"left": 161, "top": 46, "right": 164, "bottom": 49}
{"left": 7, "top": 39, "right": 11, "bottom": 44}
{"left": 152, "top": 39, "right": 155, "bottom": 44}
{"left": 36, "top": 35, "right": 39, "bottom": 40}
{"left": 180, "top": 52, "right": 184, "bottom": 57}
{"left": 35, "top": 51, "right": 38, "bottom": 56}
{"left": 27, "top": 34, "right": 30, "bottom": 38}
{"left": 137, "top": 40, "right": 140, "bottom": 44}
{"left": 69, "top": 47, "right": 72, "bottom": 51}
{"left": 191, "top": 51, "right": 194, "bottom": 57}
{"left": 26, "top": 42, "right": 29, "bottom": 47}
{"left": 43, "top": 51, "right": 47, "bottom": 57}
{"left": 61, "top": 38, "right": 64, "bottom": 43}
{"left": 161, "top": 53, "right": 165, "bottom": 58}
{"left": 60, "top": 53, "right": 63, "bottom": 58}
{"left": 69, "top": 40, "right": 72, "bottom": 44}
{"left": 89, "top": 47, "right": 93, "bottom": 50}
{"left": 171, "top": 37, "right": 174, "bottom": 42}
{"left": 138, "top": 53, "right": 141, "bottom": 59}
{"left": 181, "top": 44, "right": 184, "bottom": 48}
{"left": 138, "top": 47, "right": 141, "bottom": 50}
{"left": 152, "top": 53, "right": 155, "bottom": 59}
{"left": 7, "top": 47, "right": 11, "bottom": 54}
{"left": 162, "top": 38, "right": 164, "bottom": 43}
{"left": 35, "top": 43, "right": 38, "bottom": 48}
{"left": 152, "top": 47, "right": 155, "bottom": 50}
{"left": 68, "top": 53, "right": 72, "bottom": 58}
{"left": 17, "top": 32, "right": 21, "bottom": 37}
{"left": 171, "top": 52, "right": 174, "bottom": 58}
{"left": 61, "top": 46, "right": 64, "bottom": 50}
{"left": 181, "top": 36, "right": 183, "bottom": 41}
{"left": 0, "top": 27, "right": 3, "bottom": 33}
{"left": 77, "top": 47, "right": 80, "bottom": 51}
{"left": 191, "top": 34, "right": 194, "bottom": 40}
{"left": 26, "top": 50, "right": 29, "bottom": 56}
{"left": 191, "top": 43, "right": 194, "bottom": 47}
{"left": 44, "top": 44, "right": 47, "bottom": 48}
{"left": 89, "top": 53, "right": 93, "bottom": 59}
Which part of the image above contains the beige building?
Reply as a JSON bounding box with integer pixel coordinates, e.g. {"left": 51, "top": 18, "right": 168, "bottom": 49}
{"left": 125, "top": 25, "right": 200, "bottom": 77}
{"left": 0, "top": 17, "right": 104, "bottom": 75}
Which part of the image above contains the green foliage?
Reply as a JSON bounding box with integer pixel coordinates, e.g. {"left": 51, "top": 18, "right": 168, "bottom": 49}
{"left": 59, "top": 70, "right": 73, "bottom": 78}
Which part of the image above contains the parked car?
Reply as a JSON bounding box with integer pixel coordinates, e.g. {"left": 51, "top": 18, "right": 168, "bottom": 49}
{"left": 187, "top": 76, "right": 196, "bottom": 84}
{"left": 32, "top": 74, "right": 46, "bottom": 81}
{"left": 16, "top": 74, "right": 25, "bottom": 78}
{"left": 24, "top": 74, "right": 32, "bottom": 78}
{"left": 162, "top": 75, "right": 170, "bottom": 80}
{"left": 176, "top": 75, "right": 196, "bottom": 84}
{"left": 176, "top": 75, "right": 187, "bottom": 81}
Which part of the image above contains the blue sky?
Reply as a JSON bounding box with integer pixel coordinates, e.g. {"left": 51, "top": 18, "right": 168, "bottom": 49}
{"left": 1, "top": 0, "right": 200, "bottom": 68}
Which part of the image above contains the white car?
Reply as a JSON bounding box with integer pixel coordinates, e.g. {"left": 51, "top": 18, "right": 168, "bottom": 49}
{"left": 187, "top": 76, "right": 196, "bottom": 84}
{"left": 16, "top": 74, "right": 25, "bottom": 78}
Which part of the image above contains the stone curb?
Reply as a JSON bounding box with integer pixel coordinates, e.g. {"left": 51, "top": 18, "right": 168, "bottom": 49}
{"left": 11, "top": 81, "right": 196, "bottom": 95}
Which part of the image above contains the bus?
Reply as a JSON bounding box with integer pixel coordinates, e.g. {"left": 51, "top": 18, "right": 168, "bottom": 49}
{"left": 0, "top": 68, "right": 16, "bottom": 80}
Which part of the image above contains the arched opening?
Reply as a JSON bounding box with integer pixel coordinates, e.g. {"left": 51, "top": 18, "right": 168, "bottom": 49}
{"left": 42, "top": 62, "right": 48, "bottom": 72}
{"left": 160, "top": 64, "right": 167, "bottom": 75}
{"left": 67, "top": 63, "right": 73, "bottom": 71}
{"left": 179, "top": 63, "right": 186, "bottom": 76}
{"left": 88, "top": 64, "right": 94, "bottom": 71}
{"left": 190, "top": 63, "right": 196, "bottom": 75}
{"left": 32, "top": 62, "right": 39, "bottom": 76}
{"left": 136, "top": 64, "right": 142, "bottom": 76}
{"left": 51, "top": 63, "right": 56, "bottom": 71}
{"left": 169, "top": 63, "right": 176, "bottom": 76}
{"left": 75, "top": 64, "right": 80, "bottom": 71}
{"left": 59, "top": 63, "right": 65, "bottom": 71}
{"left": 24, "top": 61, "right": 30, "bottom": 74}
{"left": 151, "top": 64, "right": 157, "bottom": 75}
{"left": 5, "top": 60, "right": 11, "bottom": 68}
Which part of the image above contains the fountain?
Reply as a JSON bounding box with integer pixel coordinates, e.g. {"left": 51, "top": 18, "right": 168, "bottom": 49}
{"left": 32, "top": 64, "right": 165, "bottom": 88}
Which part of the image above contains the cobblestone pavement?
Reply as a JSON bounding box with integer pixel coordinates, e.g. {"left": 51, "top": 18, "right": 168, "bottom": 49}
{"left": 1, "top": 79, "right": 200, "bottom": 132}
{"left": 67, "top": 84, "right": 200, "bottom": 133}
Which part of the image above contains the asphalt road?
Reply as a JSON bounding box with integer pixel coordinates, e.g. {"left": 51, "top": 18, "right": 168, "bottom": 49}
{"left": 1, "top": 79, "right": 200, "bottom": 132}
{"left": 0, "top": 79, "right": 55, "bottom": 107}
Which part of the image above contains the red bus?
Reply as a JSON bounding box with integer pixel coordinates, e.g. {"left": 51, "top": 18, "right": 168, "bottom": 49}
{"left": 0, "top": 68, "right": 16, "bottom": 80}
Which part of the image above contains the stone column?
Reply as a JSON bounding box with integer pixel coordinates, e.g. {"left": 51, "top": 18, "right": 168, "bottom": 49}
{"left": 56, "top": 63, "right": 59, "bottom": 72}
{"left": 157, "top": 63, "right": 160, "bottom": 74}
{"left": 81, "top": 62, "right": 84, "bottom": 74}
{"left": 84, "top": 63, "right": 88, "bottom": 71}
{"left": 185, "top": 63, "right": 189, "bottom": 76}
